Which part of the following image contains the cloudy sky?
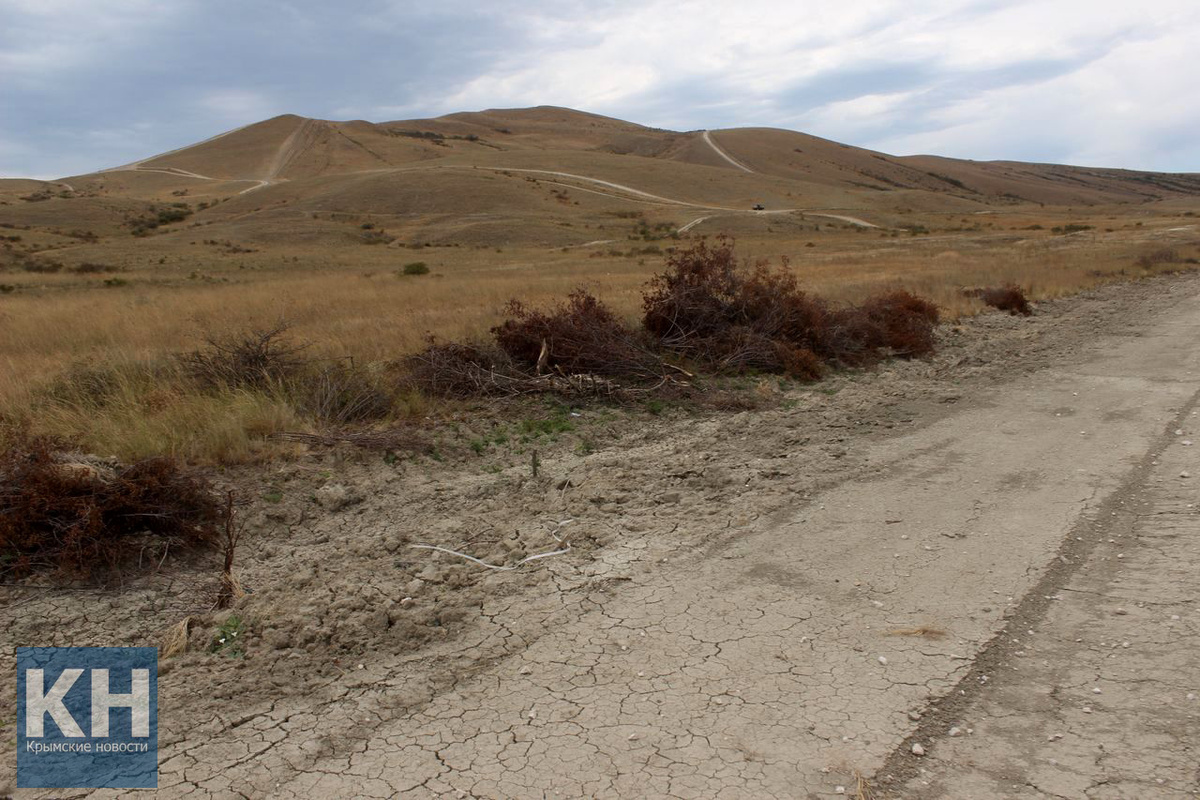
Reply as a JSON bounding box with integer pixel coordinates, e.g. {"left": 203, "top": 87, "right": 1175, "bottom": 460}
{"left": 2, "top": 0, "right": 1198, "bottom": 178}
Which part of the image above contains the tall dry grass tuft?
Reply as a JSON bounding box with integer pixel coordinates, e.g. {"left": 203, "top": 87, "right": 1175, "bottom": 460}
{"left": 12, "top": 358, "right": 303, "bottom": 463}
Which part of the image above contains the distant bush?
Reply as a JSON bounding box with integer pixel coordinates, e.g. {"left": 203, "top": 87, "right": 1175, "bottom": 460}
{"left": 128, "top": 204, "right": 193, "bottom": 235}
{"left": 1134, "top": 248, "right": 1182, "bottom": 269}
{"left": 156, "top": 206, "right": 191, "bottom": 225}
{"left": 402, "top": 261, "right": 430, "bottom": 275}
{"left": 70, "top": 262, "right": 120, "bottom": 274}
{"left": 360, "top": 230, "right": 394, "bottom": 245}
{"left": 0, "top": 435, "right": 222, "bottom": 579}
{"left": 22, "top": 260, "right": 63, "bottom": 273}
{"left": 1051, "top": 223, "right": 1092, "bottom": 235}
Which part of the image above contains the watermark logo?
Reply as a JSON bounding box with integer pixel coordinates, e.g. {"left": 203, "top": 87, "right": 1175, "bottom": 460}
{"left": 17, "top": 647, "right": 158, "bottom": 789}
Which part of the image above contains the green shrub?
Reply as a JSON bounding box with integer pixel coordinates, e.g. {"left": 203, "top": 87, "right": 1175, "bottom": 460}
{"left": 402, "top": 261, "right": 430, "bottom": 275}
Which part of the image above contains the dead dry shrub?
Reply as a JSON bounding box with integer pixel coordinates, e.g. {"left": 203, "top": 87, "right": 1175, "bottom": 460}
{"left": 293, "top": 361, "right": 395, "bottom": 425}
{"left": 182, "top": 322, "right": 309, "bottom": 390}
{"left": 404, "top": 338, "right": 530, "bottom": 398}
{"left": 824, "top": 290, "right": 940, "bottom": 366}
{"left": 641, "top": 238, "right": 937, "bottom": 378}
{"left": 0, "top": 435, "right": 223, "bottom": 579}
{"left": 1134, "top": 248, "right": 1181, "bottom": 269}
{"left": 969, "top": 286, "right": 1032, "bottom": 316}
{"left": 706, "top": 327, "right": 825, "bottom": 380}
{"left": 642, "top": 238, "right": 831, "bottom": 379}
{"left": 642, "top": 237, "right": 745, "bottom": 346}
{"left": 404, "top": 336, "right": 648, "bottom": 401}
{"left": 492, "top": 289, "right": 665, "bottom": 380}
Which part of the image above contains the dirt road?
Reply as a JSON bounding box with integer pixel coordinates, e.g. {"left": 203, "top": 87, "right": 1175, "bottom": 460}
{"left": 250, "top": 281, "right": 1196, "bottom": 799}
{"left": 701, "top": 130, "right": 755, "bottom": 173}
{"left": 6, "top": 276, "right": 1199, "bottom": 799}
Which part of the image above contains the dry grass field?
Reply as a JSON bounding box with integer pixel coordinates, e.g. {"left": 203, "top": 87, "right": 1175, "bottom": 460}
{"left": 2, "top": 107, "right": 1199, "bottom": 462}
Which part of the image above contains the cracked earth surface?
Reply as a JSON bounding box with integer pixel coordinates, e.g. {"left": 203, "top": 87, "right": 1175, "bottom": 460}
{"left": 4, "top": 274, "right": 1200, "bottom": 798}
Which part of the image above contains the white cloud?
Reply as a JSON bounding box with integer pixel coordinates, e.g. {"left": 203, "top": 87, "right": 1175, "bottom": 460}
{"left": 0, "top": 0, "right": 187, "bottom": 82}
{"left": 196, "top": 90, "right": 282, "bottom": 124}
{"left": 2, "top": 0, "right": 1199, "bottom": 174}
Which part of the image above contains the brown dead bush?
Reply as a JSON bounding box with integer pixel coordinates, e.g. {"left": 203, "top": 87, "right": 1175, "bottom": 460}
{"left": 294, "top": 362, "right": 395, "bottom": 425}
{"left": 642, "top": 238, "right": 937, "bottom": 377}
{"left": 824, "top": 290, "right": 940, "bottom": 366}
{"left": 0, "top": 436, "right": 223, "bottom": 579}
{"left": 182, "top": 322, "right": 309, "bottom": 390}
{"left": 969, "top": 286, "right": 1032, "bottom": 316}
{"left": 492, "top": 289, "right": 665, "bottom": 380}
{"left": 1134, "top": 248, "right": 1181, "bottom": 268}
{"left": 642, "top": 238, "right": 831, "bottom": 379}
{"left": 403, "top": 338, "right": 530, "bottom": 398}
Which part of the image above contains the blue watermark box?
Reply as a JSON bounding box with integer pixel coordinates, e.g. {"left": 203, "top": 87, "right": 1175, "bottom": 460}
{"left": 17, "top": 647, "right": 158, "bottom": 789}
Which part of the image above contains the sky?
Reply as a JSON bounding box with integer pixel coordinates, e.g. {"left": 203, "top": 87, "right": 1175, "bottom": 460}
{"left": 2, "top": 0, "right": 1198, "bottom": 179}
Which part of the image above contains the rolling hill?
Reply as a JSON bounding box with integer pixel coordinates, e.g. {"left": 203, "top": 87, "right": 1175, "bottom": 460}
{"left": 3, "top": 105, "right": 1200, "bottom": 250}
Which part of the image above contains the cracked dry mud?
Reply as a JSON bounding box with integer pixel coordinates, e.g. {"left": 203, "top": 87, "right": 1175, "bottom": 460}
{"left": 4, "top": 275, "right": 1200, "bottom": 799}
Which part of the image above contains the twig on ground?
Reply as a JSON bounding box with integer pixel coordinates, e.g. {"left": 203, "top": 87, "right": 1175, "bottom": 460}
{"left": 409, "top": 520, "right": 574, "bottom": 571}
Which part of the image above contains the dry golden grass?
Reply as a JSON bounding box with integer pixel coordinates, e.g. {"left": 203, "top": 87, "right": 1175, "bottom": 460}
{"left": 161, "top": 616, "right": 192, "bottom": 659}
{"left": 2, "top": 218, "right": 1196, "bottom": 462}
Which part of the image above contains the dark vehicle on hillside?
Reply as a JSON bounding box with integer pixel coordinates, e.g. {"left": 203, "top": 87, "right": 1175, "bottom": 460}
{"left": 752, "top": 203, "right": 765, "bottom": 210}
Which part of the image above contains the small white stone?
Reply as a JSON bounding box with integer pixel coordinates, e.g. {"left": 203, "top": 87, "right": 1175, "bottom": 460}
{"left": 835, "top": 787, "right": 846, "bottom": 795}
{"left": 1082, "top": 706, "right": 1092, "bottom": 713}
{"left": 628, "top": 733, "right": 639, "bottom": 741}
{"left": 948, "top": 727, "right": 963, "bottom": 737}
{"left": 1181, "top": 471, "right": 1192, "bottom": 479}
{"left": 518, "top": 665, "right": 533, "bottom": 675}
{"left": 1093, "top": 687, "right": 1102, "bottom": 694}
{"left": 878, "top": 656, "right": 889, "bottom": 665}
{"left": 1175, "top": 429, "right": 1184, "bottom": 436}
{"left": 1187, "top": 693, "right": 1196, "bottom": 701}
{"left": 911, "top": 743, "right": 926, "bottom": 756}
{"left": 908, "top": 710, "right": 922, "bottom": 721}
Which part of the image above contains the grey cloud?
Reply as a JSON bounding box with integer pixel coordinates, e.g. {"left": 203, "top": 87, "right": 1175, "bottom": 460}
{"left": 0, "top": 0, "right": 1196, "bottom": 177}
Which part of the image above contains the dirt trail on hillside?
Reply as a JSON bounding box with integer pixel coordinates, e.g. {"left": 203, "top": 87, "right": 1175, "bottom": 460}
{"left": 5, "top": 276, "right": 1200, "bottom": 799}
{"left": 701, "top": 130, "right": 755, "bottom": 173}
